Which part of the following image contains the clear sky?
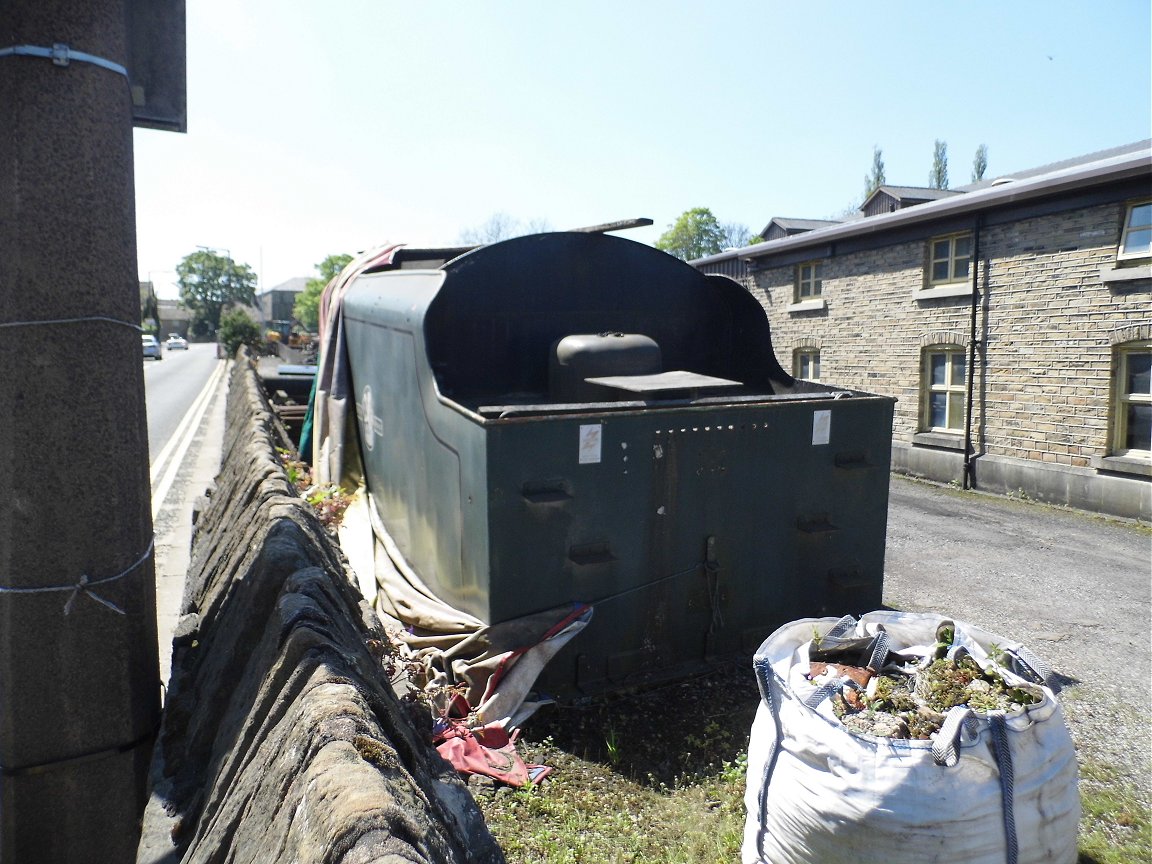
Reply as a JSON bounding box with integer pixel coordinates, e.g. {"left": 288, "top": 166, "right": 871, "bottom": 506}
{"left": 133, "top": 0, "right": 1152, "bottom": 299}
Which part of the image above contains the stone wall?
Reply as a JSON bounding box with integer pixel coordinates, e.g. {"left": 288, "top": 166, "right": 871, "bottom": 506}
{"left": 137, "top": 357, "right": 504, "bottom": 864}
{"left": 749, "top": 200, "right": 1150, "bottom": 520}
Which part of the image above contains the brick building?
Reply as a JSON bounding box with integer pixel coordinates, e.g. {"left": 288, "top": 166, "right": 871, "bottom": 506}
{"left": 694, "top": 142, "right": 1151, "bottom": 521}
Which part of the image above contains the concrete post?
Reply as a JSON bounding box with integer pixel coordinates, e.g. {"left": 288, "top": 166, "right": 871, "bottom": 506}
{"left": 0, "top": 0, "right": 161, "bottom": 861}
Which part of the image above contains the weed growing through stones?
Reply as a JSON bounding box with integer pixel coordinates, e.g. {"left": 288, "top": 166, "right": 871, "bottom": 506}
{"left": 277, "top": 448, "right": 353, "bottom": 532}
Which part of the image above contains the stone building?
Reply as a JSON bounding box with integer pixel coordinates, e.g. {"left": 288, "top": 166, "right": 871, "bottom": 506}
{"left": 256, "top": 276, "right": 310, "bottom": 330}
{"left": 693, "top": 142, "right": 1151, "bottom": 521}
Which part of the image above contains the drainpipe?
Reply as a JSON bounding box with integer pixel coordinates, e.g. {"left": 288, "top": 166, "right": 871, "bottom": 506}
{"left": 962, "top": 214, "right": 983, "bottom": 489}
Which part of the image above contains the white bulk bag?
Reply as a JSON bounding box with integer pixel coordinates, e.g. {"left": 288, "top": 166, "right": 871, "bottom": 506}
{"left": 742, "top": 611, "right": 1080, "bottom": 864}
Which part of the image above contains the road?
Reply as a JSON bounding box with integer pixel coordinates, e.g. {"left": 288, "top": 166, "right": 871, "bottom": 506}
{"left": 142, "top": 341, "right": 220, "bottom": 460}
{"left": 143, "top": 342, "right": 229, "bottom": 684}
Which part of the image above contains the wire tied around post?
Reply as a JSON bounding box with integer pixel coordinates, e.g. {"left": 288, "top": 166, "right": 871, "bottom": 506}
{"left": 0, "top": 538, "right": 154, "bottom": 616}
{"left": 0, "top": 315, "right": 143, "bottom": 332}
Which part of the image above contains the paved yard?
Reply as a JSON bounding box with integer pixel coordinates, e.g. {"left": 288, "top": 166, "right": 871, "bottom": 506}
{"left": 883, "top": 475, "right": 1152, "bottom": 808}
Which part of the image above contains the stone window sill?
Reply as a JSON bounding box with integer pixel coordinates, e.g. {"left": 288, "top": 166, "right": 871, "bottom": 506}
{"left": 1100, "top": 263, "right": 1151, "bottom": 287}
{"left": 912, "top": 431, "right": 967, "bottom": 451}
{"left": 1091, "top": 454, "right": 1152, "bottom": 478}
{"left": 787, "top": 298, "right": 826, "bottom": 313}
{"left": 917, "top": 283, "right": 973, "bottom": 301}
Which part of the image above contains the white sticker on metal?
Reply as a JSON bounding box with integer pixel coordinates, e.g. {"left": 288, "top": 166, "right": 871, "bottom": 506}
{"left": 579, "top": 424, "right": 602, "bottom": 464}
{"left": 812, "top": 409, "right": 831, "bottom": 446}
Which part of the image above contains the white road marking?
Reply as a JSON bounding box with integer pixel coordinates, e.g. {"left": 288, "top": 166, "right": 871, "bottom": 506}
{"left": 150, "top": 361, "right": 227, "bottom": 519}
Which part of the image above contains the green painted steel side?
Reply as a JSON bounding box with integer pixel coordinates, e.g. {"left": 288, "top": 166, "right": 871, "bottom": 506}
{"left": 342, "top": 233, "right": 895, "bottom": 697}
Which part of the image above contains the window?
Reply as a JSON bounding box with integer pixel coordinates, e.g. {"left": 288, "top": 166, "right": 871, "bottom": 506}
{"left": 795, "top": 261, "right": 823, "bottom": 301}
{"left": 921, "top": 346, "right": 966, "bottom": 432}
{"left": 1112, "top": 342, "right": 1152, "bottom": 455}
{"left": 1118, "top": 201, "right": 1152, "bottom": 261}
{"left": 794, "top": 349, "right": 820, "bottom": 381}
{"left": 927, "top": 233, "right": 972, "bottom": 286}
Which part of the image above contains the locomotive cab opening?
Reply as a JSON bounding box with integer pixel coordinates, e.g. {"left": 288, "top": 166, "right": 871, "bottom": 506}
{"left": 420, "top": 232, "right": 796, "bottom": 417}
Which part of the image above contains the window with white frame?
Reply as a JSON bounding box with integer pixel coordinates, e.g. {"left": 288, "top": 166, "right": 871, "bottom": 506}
{"left": 794, "top": 348, "right": 821, "bottom": 381}
{"left": 795, "top": 261, "right": 823, "bottom": 301}
{"left": 1112, "top": 341, "right": 1151, "bottom": 455}
{"left": 1118, "top": 201, "right": 1151, "bottom": 261}
{"left": 927, "top": 233, "right": 972, "bottom": 286}
{"left": 921, "top": 346, "right": 966, "bottom": 432}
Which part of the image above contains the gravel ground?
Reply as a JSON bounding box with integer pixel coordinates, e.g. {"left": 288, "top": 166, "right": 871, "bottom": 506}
{"left": 882, "top": 475, "right": 1152, "bottom": 811}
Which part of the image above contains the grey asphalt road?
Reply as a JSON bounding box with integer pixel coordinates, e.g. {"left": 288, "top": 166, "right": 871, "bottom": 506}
{"left": 148, "top": 351, "right": 229, "bottom": 686}
{"left": 883, "top": 474, "right": 1151, "bottom": 806}
{"left": 142, "top": 341, "right": 221, "bottom": 459}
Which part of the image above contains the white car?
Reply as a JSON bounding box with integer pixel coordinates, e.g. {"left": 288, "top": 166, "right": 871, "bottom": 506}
{"left": 142, "top": 334, "right": 163, "bottom": 360}
{"left": 165, "top": 334, "right": 189, "bottom": 351}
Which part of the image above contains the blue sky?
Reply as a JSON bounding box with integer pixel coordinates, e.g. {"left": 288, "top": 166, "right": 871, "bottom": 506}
{"left": 133, "top": 1, "right": 1152, "bottom": 298}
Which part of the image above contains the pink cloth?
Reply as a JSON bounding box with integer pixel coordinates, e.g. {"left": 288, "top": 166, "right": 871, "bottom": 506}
{"left": 434, "top": 721, "right": 551, "bottom": 788}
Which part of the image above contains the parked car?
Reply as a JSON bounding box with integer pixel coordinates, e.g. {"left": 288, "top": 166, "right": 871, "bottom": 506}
{"left": 142, "top": 334, "right": 163, "bottom": 361}
{"left": 165, "top": 334, "right": 188, "bottom": 351}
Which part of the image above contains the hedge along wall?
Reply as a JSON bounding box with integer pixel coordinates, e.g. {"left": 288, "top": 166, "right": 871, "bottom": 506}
{"left": 137, "top": 355, "right": 504, "bottom": 864}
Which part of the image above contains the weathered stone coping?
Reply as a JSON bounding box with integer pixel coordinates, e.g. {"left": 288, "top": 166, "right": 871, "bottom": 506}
{"left": 137, "top": 354, "right": 503, "bottom": 864}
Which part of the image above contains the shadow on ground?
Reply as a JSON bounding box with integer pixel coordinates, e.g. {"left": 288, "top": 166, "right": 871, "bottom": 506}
{"left": 517, "top": 658, "right": 760, "bottom": 787}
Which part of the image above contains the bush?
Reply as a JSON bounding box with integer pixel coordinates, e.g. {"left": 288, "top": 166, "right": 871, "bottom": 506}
{"left": 217, "top": 308, "right": 263, "bottom": 357}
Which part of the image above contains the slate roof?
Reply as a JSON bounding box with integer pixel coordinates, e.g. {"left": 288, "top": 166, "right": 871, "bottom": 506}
{"left": 866, "top": 185, "right": 961, "bottom": 203}
{"left": 957, "top": 139, "right": 1152, "bottom": 191}
{"left": 258, "top": 277, "right": 310, "bottom": 296}
{"left": 691, "top": 140, "right": 1151, "bottom": 267}
{"left": 760, "top": 217, "right": 843, "bottom": 237}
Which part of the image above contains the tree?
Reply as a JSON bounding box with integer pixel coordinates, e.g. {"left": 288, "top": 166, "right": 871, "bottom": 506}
{"left": 294, "top": 253, "right": 353, "bottom": 331}
{"left": 458, "top": 213, "right": 552, "bottom": 245}
{"left": 217, "top": 307, "right": 263, "bottom": 357}
{"left": 863, "top": 146, "right": 886, "bottom": 200}
{"left": 929, "top": 139, "right": 949, "bottom": 190}
{"left": 720, "top": 221, "right": 756, "bottom": 249}
{"left": 972, "top": 143, "right": 989, "bottom": 182}
{"left": 176, "top": 249, "right": 257, "bottom": 337}
{"left": 655, "top": 207, "right": 726, "bottom": 261}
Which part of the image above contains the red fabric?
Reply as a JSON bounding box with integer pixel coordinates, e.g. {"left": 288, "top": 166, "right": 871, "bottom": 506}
{"left": 434, "top": 722, "right": 550, "bottom": 787}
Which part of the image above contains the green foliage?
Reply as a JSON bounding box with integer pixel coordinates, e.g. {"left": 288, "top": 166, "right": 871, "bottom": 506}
{"left": 478, "top": 755, "right": 746, "bottom": 863}
{"left": 276, "top": 448, "right": 354, "bottom": 531}
{"left": 1078, "top": 759, "right": 1152, "bottom": 862}
{"left": 972, "top": 143, "right": 989, "bottom": 182}
{"left": 863, "top": 145, "right": 886, "bottom": 200}
{"left": 930, "top": 139, "right": 949, "bottom": 189}
{"left": 176, "top": 249, "right": 257, "bottom": 337}
{"left": 655, "top": 207, "right": 727, "bottom": 261}
{"left": 217, "top": 307, "right": 263, "bottom": 357}
{"left": 294, "top": 253, "right": 352, "bottom": 331}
